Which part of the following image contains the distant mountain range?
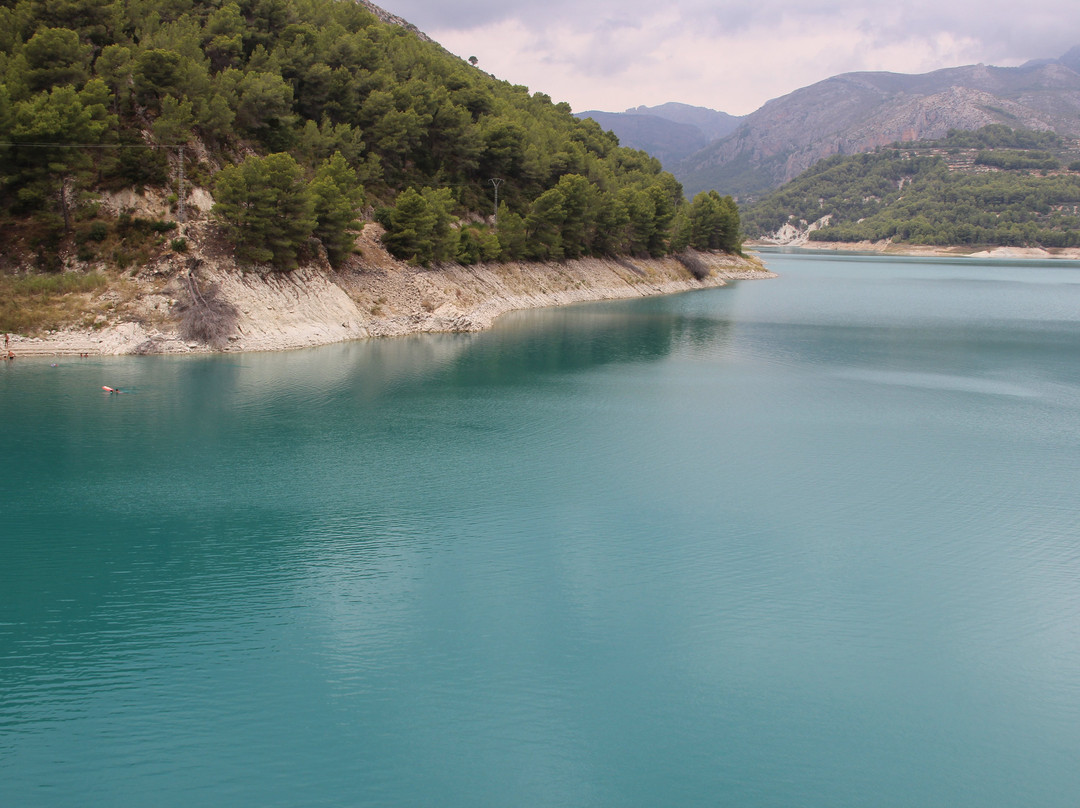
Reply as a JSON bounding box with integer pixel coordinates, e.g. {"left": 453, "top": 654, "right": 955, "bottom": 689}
{"left": 582, "top": 47, "right": 1080, "bottom": 201}
{"left": 575, "top": 104, "right": 743, "bottom": 168}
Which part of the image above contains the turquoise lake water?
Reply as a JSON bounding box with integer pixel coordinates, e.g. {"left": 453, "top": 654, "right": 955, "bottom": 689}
{"left": 2, "top": 252, "right": 1080, "bottom": 806}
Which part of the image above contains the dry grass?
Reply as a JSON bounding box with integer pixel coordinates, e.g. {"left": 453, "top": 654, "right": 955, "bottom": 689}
{"left": 0, "top": 272, "right": 110, "bottom": 334}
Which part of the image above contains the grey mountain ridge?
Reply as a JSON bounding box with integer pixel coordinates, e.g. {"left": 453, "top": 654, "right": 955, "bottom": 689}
{"left": 623, "top": 103, "right": 743, "bottom": 142}
{"left": 574, "top": 110, "right": 712, "bottom": 167}
{"left": 575, "top": 104, "right": 743, "bottom": 169}
{"left": 673, "top": 47, "right": 1080, "bottom": 199}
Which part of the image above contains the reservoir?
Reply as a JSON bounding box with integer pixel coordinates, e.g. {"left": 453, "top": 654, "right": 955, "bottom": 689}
{"left": 3, "top": 252, "right": 1080, "bottom": 806}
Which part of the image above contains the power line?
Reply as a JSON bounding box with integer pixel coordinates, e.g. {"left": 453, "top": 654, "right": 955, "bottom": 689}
{"left": 0, "top": 142, "right": 185, "bottom": 148}
{"left": 490, "top": 177, "right": 503, "bottom": 228}
{"left": 1, "top": 142, "right": 189, "bottom": 223}
{"left": 1, "top": 143, "right": 508, "bottom": 219}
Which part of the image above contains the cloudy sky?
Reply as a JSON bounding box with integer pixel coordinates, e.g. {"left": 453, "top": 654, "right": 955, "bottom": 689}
{"left": 382, "top": 0, "right": 1077, "bottom": 115}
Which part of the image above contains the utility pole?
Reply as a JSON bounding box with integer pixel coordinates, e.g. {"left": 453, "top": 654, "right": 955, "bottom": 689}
{"left": 177, "top": 146, "right": 186, "bottom": 224}
{"left": 490, "top": 178, "right": 503, "bottom": 229}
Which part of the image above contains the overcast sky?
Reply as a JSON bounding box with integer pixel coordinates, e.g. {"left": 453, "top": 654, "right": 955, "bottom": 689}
{"left": 382, "top": 1, "right": 1078, "bottom": 115}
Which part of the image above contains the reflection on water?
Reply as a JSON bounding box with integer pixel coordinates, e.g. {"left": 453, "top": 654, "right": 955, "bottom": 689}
{"left": 445, "top": 304, "right": 735, "bottom": 384}
{"left": 833, "top": 368, "right": 1040, "bottom": 397}
{"left": 3, "top": 259, "right": 1080, "bottom": 807}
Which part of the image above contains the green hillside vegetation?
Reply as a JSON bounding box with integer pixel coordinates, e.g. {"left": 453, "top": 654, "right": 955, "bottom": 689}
{"left": 742, "top": 126, "right": 1080, "bottom": 248}
{"left": 0, "top": 0, "right": 740, "bottom": 274}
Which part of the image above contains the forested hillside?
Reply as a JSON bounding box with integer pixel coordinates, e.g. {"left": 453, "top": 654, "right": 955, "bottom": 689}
{"left": 0, "top": 0, "right": 741, "bottom": 274}
{"left": 742, "top": 126, "right": 1080, "bottom": 248}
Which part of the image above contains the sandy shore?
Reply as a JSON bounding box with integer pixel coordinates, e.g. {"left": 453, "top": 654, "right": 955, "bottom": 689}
{"left": 6, "top": 225, "right": 773, "bottom": 357}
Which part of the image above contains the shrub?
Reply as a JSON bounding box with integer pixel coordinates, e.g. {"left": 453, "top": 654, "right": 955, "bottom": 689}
{"left": 175, "top": 272, "right": 238, "bottom": 348}
{"left": 674, "top": 251, "right": 709, "bottom": 280}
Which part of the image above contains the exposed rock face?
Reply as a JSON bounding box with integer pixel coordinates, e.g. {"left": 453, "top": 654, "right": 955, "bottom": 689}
{"left": 357, "top": 0, "right": 433, "bottom": 43}
{"left": 676, "top": 54, "right": 1080, "bottom": 199}
{"left": 757, "top": 216, "right": 832, "bottom": 247}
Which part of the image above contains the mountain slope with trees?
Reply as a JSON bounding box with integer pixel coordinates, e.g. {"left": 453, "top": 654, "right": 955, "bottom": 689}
{"left": 741, "top": 126, "right": 1080, "bottom": 248}
{"left": 0, "top": 0, "right": 742, "bottom": 286}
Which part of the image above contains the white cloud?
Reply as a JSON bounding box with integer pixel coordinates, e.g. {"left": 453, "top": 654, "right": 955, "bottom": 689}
{"left": 391, "top": 0, "right": 1077, "bottom": 114}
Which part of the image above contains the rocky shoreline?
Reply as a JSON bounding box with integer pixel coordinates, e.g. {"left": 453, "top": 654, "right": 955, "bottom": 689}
{"left": 6, "top": 224, "right": 774, "bottom": 357}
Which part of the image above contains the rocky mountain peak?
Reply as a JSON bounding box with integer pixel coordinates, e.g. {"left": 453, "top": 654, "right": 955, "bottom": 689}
{"left": 357, "top": 0, "right": 433, "bottom": 43}
{"left": 1059, "top": 45, "right": 1080, "bottom": 73}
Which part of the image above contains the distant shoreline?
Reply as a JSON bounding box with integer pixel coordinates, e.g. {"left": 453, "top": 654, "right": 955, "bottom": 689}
{"left": 746, "top": 239, "right": 1080, "bottom": 261}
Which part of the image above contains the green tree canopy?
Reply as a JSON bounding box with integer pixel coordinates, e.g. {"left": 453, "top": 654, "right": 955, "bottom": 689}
{"left": 686, "top": 191, "right": 741, "bottom": 252}
{"left": 23, "top": 28, "right": 91, "bottom": 93}
{"left": 212, "top": 152, "right": 316, "bottom": 269}
{"left": 376, "top": 186, "right": 458, "bottom": 265}
{"left": 310, "top": 151, "right": 365, "bottom": 267}
{"left": 7, "top": 82, "right": 113, "bottom": 229}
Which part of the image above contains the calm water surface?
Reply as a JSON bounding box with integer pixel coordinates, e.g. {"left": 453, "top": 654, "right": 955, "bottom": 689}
{"left": 2, "top": 253, "right": 1080, "bottom": 806}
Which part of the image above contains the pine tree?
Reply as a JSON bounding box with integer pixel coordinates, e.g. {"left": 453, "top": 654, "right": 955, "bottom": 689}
{"left": 377, "top": 187, "right": 437, "bottom": 264}
{"left": 310, "top": 151, "right": 365, "bottom": 267}
{"left": 213, "top": 152, "right": 315, "bottom": 269}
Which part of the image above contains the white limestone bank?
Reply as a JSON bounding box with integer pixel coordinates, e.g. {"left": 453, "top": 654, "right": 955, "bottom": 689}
{"left": 8, "top": 224, "right": 774, "bottom": 356}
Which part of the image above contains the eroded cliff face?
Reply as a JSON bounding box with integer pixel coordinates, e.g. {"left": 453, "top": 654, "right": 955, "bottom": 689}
{"left": 7, "top": 222, "right": 773, "bottom": 357}
{"left": 677, "top": 60, "right": 1080, "bottom": 198}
